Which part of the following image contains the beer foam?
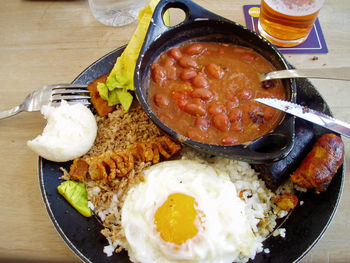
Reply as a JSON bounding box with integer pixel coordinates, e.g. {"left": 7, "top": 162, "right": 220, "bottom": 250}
{"left": 264, "top": 0, "right": 324, "bottom": 16}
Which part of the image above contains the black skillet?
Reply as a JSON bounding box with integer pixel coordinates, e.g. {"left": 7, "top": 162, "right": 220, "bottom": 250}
{"left": 39, "top": 46, "right": 344, "bottom": 263}
{"left": 134, "top": 0, "right": 297, "bottom": 164}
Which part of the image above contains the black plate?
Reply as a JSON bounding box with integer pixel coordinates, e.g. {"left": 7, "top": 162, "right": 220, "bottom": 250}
{"left": 39, "top": 46, "right": 344, "bottom": 263}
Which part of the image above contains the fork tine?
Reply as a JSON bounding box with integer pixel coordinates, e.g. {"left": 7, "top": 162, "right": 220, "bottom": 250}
{"left": 51, "top": 84, "right": 88, "bottom": 89}
{"left": 52, "top": 89, "right": 90, "bottom": 95}
{"left": 50, "top": 83, "right": 91, "bottom": 104}
{"left": 51, "top": 95, "right": 91, "bottom": 101}
{"left": 51, "top": 101, "right": 91, "bottom": 107}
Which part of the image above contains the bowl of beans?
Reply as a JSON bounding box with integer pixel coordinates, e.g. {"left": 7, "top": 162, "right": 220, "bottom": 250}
{"left": 134, "top": 0, "right": 296, "bottom": 163}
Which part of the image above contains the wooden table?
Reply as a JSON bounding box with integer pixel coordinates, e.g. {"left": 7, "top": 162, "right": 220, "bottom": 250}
{"left": 0, "top": 0, "right": 349, "bottom": 262}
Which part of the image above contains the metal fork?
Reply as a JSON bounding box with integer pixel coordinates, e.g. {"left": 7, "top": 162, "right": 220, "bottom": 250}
{"left": 0, "top": 84, "right": 90, "bottom": 120}
{"left": 258, "top": 67, "right": 350, "bottom": 82}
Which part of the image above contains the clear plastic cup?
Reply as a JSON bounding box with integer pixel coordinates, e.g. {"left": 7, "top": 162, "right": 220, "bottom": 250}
{"left": 88, "top": 0, "right": 145, "bottom": 27}
{"left": 258, "top": 0, "right": 325, "bottom": 47}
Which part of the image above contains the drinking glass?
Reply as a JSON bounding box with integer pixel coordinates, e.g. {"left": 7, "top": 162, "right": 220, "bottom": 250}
{"left": 258, "top": 0, "right": 325, "bottom": 47}
{"left": 88, "top": 0, "right": 145, "bottom": 27}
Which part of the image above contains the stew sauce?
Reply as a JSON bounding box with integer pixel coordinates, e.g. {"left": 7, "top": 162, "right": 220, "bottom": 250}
{"left": 148, "top": 42, "right": 285, "bottom": 145}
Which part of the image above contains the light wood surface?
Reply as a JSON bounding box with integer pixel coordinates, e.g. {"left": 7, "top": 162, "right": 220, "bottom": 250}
{"left": 0, "top": 0, "right": 349, "bottom": 262}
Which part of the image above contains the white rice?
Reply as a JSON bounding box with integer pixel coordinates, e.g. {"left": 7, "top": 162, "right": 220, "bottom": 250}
{"left": 87, "top": 148, "right": 295, "bottom": 262}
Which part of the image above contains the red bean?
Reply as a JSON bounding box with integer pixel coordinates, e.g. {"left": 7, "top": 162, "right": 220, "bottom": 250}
{"left": 204, "top": 49, "right": 212, "bottom": 56}
{"left": 171, "top": 90, "right": 188, "bottom": 101}
{"left": 164, "top": 57, "right": 175, "bottom": 67}
{"left": 166, "top": 66, "right": 177, "bottom": 80}
{"left": 232, "top": 47, "right": 247, "bottom": 53}
{"left": 177, "top": 99, "right": 189, "bottom": 110}
{"left": 151, "top": 63, "right": 167, "bottom": 86}
{"left": 184, "top": 43, "right": 204, "bottom": 56}
{"left": 192, "top": 74, "right": 210, "bottom": 89}
{"left": 184, "top": 103, "right": 206, "bottom": 116}
{"left": 212, "top": 113, "right": 230, "bottom": 132}
{"left": 154, "top": 94, "right": 169, "bottom": 108}
{"left": 186, "top": 127, "right": 207, "bottom": 142}
{"left": 178, "top": 56, "right": 198, "bottom": 69}
{"left": 211, "top": 89, "right": 219, "bottom": 101}
{"left": 263, "top": 107, "right": 275, "bottom": 121}
{"left": 241, "top": 52, "right": 258, "bottom": 63}
{"left": 206, "top": 63, "right": 224, "bottom": 79}
{"left": 228, "top": 108, "right": 243, "bottom": 122}
{"left": 238, "top": 89, "right": 253, "bottom": 100}
{"left": 194, "top": 117, "right": 210, "bottom": 131}
{"left": 221, "top": 135, "right": 238, "bottom": 145}
{"left": 208, "top": 103, "right": 226, "bottom": 115}
{"left": 218, "top": 47, "right": 225, "bottom": 54}
{"left": 226, "top": 97, "right": 240, "bottom": 110}
{"left": 180, "top": 68, "right": 197, "bottom": 81}
{"left": 191, "top": 88, "right": 213, "bottom": 101}
{"left": 231, "top": 122, "right": 243, "bottom": 132}
{"left": 191, "top": 98, "right": 205, "bottom": 106}
{"left": 169, "top": 48, "right": 182, "bottom": 60}
{"left": 247, "top": 103, "right": 260, "bottom": 113}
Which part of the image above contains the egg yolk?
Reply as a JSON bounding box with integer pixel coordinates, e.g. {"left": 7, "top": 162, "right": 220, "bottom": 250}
{"left": 154, "top": 193, "right": 204, "bottom": 245}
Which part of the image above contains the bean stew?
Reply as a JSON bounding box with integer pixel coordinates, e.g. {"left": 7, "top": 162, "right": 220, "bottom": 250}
{"left": 148, "top": 42, "right": 285, "bottom": 145}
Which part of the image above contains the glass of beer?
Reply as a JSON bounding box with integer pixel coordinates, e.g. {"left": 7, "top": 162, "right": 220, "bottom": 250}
{"left": 258, "top": 0, "right": 325, "bottom": 47}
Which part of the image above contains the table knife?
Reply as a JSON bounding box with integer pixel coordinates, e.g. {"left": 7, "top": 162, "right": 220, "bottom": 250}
{"left": 255, "top": 98, "right": 350, "bottom": 138}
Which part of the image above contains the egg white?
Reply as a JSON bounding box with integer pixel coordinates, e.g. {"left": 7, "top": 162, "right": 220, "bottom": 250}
{"left": 121, "top": 159, "right": 256, "bottom": 263}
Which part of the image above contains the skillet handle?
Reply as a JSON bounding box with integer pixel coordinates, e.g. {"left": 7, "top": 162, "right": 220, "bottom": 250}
{"left": 143, "top": 0, "right": 227, "bottom": 48}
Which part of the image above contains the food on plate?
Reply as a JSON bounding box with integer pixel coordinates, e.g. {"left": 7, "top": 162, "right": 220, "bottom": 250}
{"left": 253, "top": 120, "right": 314, "bottom": 190}
{"left": 85, "top": 101, "right": 162, "bottom": 157}
{"left": 121, "top": 160, "right": 256, "bottom": 263}
{"left": 88, "top": 74, "right": 115, "bottom": 117}
{"left": 290, "top": 133, "right": 344, "bottom": 193}
{"left": 96, "top": 0, "right": 169, "bottom": 112}
{"left": 82, "top": 148, "right": 295, "bottom": 262}
{"left": 69, "top": 136, "right": 181, "bottom": 182}
{"left": 50, "top": 5, "right": 343, "bottom": 259}
{"left": 57, "top": 96, "right": 299, "bottom": 262}
{"left": 57, "top": 180, "right": 91, "bottom": 217}
{"left": 27, "top": 100, "right": 97, "bottom": 162}
{"left": 273, "top": 193, "right": 298, "bottom": 211}
{"left": 148, "top": 42, "right": 286, "bottom": 145}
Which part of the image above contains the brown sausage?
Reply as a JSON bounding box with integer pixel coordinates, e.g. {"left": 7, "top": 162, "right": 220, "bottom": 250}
{"left": 290, "top": 133, "right": 344, "bottom": 193}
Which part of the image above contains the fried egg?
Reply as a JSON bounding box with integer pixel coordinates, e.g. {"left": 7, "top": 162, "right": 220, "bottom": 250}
{"left": 121, "top": 159, "right": 256, "bottom": 263}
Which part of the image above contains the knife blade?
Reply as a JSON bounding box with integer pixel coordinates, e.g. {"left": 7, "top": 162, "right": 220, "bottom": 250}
{"left": 255, "top": 98, "right": 350, "bottom": 138}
